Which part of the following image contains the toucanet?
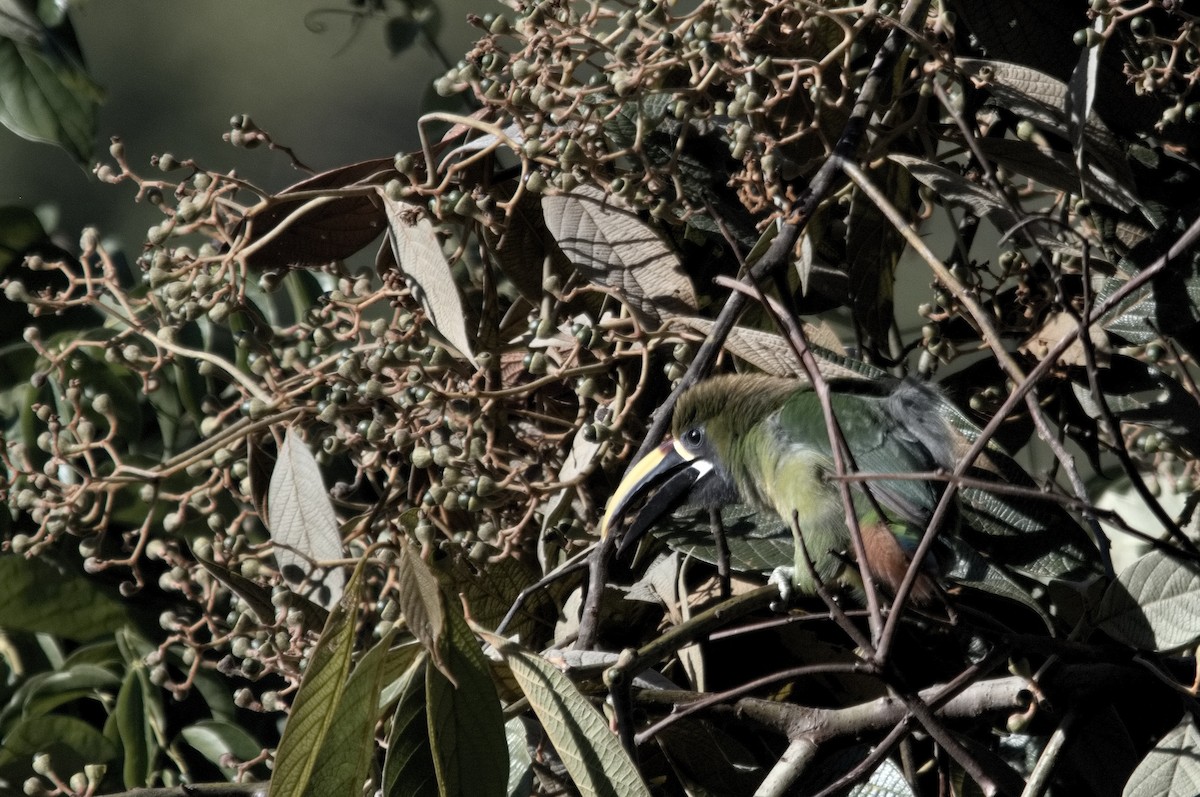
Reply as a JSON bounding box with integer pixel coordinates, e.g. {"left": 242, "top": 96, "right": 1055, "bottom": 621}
{"left": 600, "top": 374, "right": 957, "bottom": 602}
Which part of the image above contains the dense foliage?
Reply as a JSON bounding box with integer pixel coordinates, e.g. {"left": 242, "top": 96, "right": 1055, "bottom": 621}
{"left": 4, "top": 0, "right": 1200, "bottom": 795}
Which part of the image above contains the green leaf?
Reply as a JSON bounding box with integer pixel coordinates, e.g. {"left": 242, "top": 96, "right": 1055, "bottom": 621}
{"left": 0, "top": 205, "right": 47, "bottom": 273}
{"left": 193, "top": 541, "right": 286, "bottom": 627}
{"left": 178, "top": 719, "right": 263, "bottom": 778}
{"left": 303, "top": 629, "right": 397, "bottom": 797}
{"left": 382, "top": 653, "right": 439, "bottom": 797}
{"left": 0, "top": 714, "right": 119, "bottom": 779}
{"left": 1123, "top": 719, "right": 1200, "bottom": 797}
{"left": 0, "top": 556, "right": 126, "bottom": 641}
{"left": 654, "top": 504, "right": 792, "bottom": 573}
{"left": 1097, "top": 550, "right": 1200, "bottom": 652}
{"left": 0, "top": 31, "right": 101, "bottom": 165}
{"left": 115, "top": 666, "right": 157, "bottom": 788}
{"left": 425, "top": 607, "right": 508, "bottom": 797}
{"left": 0, "top": 663, "right": 120, "bottom": 729}
{"left": 480, "top": 631, "right": 651, "bottom": 797}
{"left": 268, "top": 561, "right": 365, "bottom": 797}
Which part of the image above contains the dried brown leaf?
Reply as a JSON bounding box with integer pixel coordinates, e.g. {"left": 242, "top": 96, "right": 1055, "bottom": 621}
{"left": 1020, "top": 311, "right": 1110, "bottom": 367}
{"left": 237, "top": 158, "right": 393, "bottom": 269}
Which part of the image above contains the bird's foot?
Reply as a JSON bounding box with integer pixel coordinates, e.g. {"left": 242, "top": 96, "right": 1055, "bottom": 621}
{"left": 768, "top": 566, "right": 795, "bottom": 612}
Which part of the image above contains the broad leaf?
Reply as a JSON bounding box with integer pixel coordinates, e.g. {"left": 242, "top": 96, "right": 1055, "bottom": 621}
{"left": 0, "top": 25, "right": 101, "bottom": 165}
{"left": 382, "top": 653, "right": 438, "bottom": 797}
{"left": 480, "top": 631, "right": 651, "bottom": 797}
{"left": 0, "top": 715, "right": 119, "bottom": 780}
{"left": 268, "top": 428, "right": 345, "bottom": 607}
{"left": 542, "top": 185, "right": 697, "bottom": 327}
{"left": 425, "top": 607, "right": 508, "bottom": 797}
{"left": 303, "top": 629, "right": 397, "bottom": 797}
{"left": 845, "top": 160, "right": 909, "bottom": 348}
{"left": 1123, "top": 719, "right": 1200, "bottom": 797}
{"left": 396, "top": 539, "right": 451, "bottom": 682}
{"left": 890, "top": 154, "right": 1022, "bottom": 240}
{"left": 114, "top": 666, "right": 157, "bottom": 788}
{"left": 178, "top": 720, "right": 263, "bottom": 778}
{"left": 1097, "top": 550, "right": 1200, "bottom": 652}
{"left": 237, "top": 159, "right": 391, "bottom": 269}
{"left": 957, "top": 58, "right": 1133, "bottom": 195}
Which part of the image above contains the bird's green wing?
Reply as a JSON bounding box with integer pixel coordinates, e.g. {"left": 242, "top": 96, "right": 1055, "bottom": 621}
{"left": 774, "top": 384, "right": 944, "bottom": 529}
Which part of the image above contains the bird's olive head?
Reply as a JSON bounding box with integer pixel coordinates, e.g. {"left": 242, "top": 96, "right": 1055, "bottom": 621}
{"left": 600, "top": 375, "right": 796, "bottom": 553}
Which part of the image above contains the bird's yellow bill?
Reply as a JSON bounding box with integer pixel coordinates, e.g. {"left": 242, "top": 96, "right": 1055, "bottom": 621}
{"left": 600, "top": 439, "right": 710, "bottom": 552}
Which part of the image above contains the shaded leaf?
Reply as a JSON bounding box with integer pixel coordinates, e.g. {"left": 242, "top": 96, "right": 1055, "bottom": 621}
{"left": 479, "top": 631, "right": 651, "bottom": 797}
{"left": 114, "top": 666, "right": 157, "bottom": 788}
{"left": 378, "top": 190, "right": 477, "bottom": 365}
{"left": 542, "top": 185, "right": 697, "bottom": 327}
{"left": 1070, "top": 356, "right": 1200, "bottom": 456}
{"left": 425, "top": 607, "right": 508, "bottom": 797}
{"left": 0, "top": 714, "right": 118, "bottom": 778}
{"left": 0, "top": 205, "right": 47, "bottom": 272}
{"left": 958, "top": 58, "right": 1133, "bottom": 193}
{"left": 396, "top": 538, "right": 451, "bottom": 683}
{"left": 655, "top": 504, "right": 791, "bottom": 574}
{"left": 656, "top": 717, "right": 762, "bottom": 794}
{"left": 247, "top": 434, "right": 277, "bottom": 526}
{"left": 0, "top": 663, "right": 119, "bottom": 725}
{"left": 382, "top": 653, "right": 438, "bottom": 797}
{"left": 1123, "top": 719, "right": 1200, "bottom": 797}
{"left": 268, "top": 562, "right": 365, "bottom": 797}
{"left": 0, "top": 555, "right": 125, "bottom": 641}
{"left": 890, "top": 154, "right": 1022, "bottom": 239}
{"left": 970, "top": 137, "right": 1138, "bottom": 214}
{"left": 194, "top": 541, "right": 285, "bottom": 626}
{"left": 1097, "top": 550, "right": 1200, "bottom": 652}
{"left": 0, "top": 27, "right": 101, "bottom": 165}
{"left": 268, "top": 428, "right": 345, "bottom": 607}
{"left": 845, "top": 160, "right": 909, "bottom": 348}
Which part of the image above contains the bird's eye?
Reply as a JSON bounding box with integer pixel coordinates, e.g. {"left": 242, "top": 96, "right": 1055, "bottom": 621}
{"left": 682, "top": 427, "right": 704, "bottom": 449}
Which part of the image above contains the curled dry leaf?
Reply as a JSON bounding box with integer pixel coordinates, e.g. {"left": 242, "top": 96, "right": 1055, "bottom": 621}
{"left": 541, "top": 185, "right": 697, "bottom": 328}
{"left": 236, "top": 158, "right": 393, "bottom": 269}
{"left": 378, "top": 189, "right": 478, "bottom": 366}
{"left": 1020, "top": 311, "right": 1111, "bottom": 368}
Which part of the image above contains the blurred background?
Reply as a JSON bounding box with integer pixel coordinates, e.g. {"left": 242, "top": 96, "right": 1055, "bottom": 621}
{"left": 0, "top": 0, "right": 477, "bottom": 248}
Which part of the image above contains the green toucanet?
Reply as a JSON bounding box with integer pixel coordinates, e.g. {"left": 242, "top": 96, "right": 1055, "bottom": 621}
{"left": 600, "top": 374, "right": 956, "bottom": 602}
